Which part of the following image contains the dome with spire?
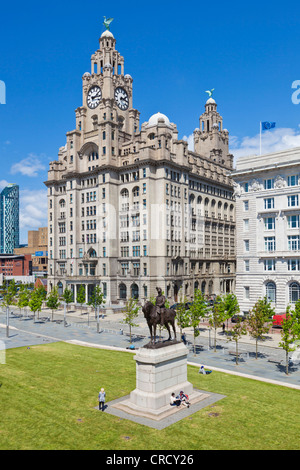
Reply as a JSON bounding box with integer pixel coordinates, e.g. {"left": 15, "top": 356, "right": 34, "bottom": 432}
{"left": 206, "top": 97, "right": 216, "bottom": 104}
{"left": 146, "top": 112, "right": 171, "bottom": 128}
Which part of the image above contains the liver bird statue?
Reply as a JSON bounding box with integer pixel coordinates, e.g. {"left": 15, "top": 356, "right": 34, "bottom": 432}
{"left": 205, "top": 89, "right": 215, "bottom": 99}
{"left": 103, "top": 17, "right": 114, "bottom": 31}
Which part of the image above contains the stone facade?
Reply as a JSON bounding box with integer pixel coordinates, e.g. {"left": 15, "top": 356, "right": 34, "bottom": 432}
{"left": 232, "top": 147, "right": 300, "bottom": 314}
{"left": 45, "top": 29, "right": 236, "bottom": 304}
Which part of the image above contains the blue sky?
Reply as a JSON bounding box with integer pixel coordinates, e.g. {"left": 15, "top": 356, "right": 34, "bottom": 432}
{"left": 1, "top": 0, "right": 300, "bottom": 243}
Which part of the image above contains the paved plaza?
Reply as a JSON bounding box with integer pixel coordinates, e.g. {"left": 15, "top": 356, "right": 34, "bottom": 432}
{"left": 0, "top": 305, "right": 299, "bottom": 390}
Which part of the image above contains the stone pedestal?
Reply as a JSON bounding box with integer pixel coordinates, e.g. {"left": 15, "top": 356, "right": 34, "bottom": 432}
{"left": 113, "top": 342, "right": 205, "bottom": 420}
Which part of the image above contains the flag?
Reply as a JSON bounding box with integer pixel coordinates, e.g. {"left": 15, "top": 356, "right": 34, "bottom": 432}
{"left": 261, "top": 122, "right": 276, "bottom": 131}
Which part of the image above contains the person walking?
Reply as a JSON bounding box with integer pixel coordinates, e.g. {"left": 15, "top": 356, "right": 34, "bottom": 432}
{"left": 98, "top": 388, "right": 106, "bottom": 412}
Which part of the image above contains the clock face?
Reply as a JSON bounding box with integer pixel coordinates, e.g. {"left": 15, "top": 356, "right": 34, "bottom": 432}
{"left": 87, "top": 86, "right": 102, "bottom": 109}
{"left": 115, "top": 87, "right": 129, "bottom": 110}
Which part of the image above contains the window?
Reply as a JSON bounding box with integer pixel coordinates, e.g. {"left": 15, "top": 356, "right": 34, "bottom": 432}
{"left": 244, "top": 219, "right": 249, "bottom": 231}
{"left": 244, "top": 183, "right": 249, "bottom": 193}
{"left": 265, "top": 237, "right": 276, "bottom": 252}
{"left": 244, "top": 287, "right": 250, "bottom": 300}
{"left": 121, "top": 263, "right": 129, "bottom": 276}
{"left": 264, "top": 198, "right": 274, "bottom": 209}
{"left": 143, "top": 183, "right": 146, "bottom": 194}
{"left": 288, "top": 215, "right": 299, "bottom": 228}
{"left": 133, "top": 246, "right": 140, "bottom": 257}
{"left": 289, "top": 282, "right": 300, "bottom": 303}
{"left": 288, "top": 195, "right": 299, "bottom": 207}
{"left": 288, "top": 175, "right": 298, "bottom": 187}
{"left": 266, "top": 282, "right": 276, "bottom": 303}
{"left": 119, "top": 284, "right": 127, "bottom": 299}
{"left": 264, "top": 217, "right": 275, "bottom": 230}
{"left": 103, "top": 247, "right": 106, "bottom": 257}
{"left": 243, "top": 200, "right": 249, "bottom": 211}
{"left": 244, "top": 260, "right": 250, "bottom": 272}
{"left": 133, "top": 263, "right": 140, "bottom": 276}
{"left": 244, "top": 240, "right": 250, "bottom": 252}
{"left": 133, "top": 187, "right": 139, "bottom": 198}
{"left": 288, "top": 235, "right": 300, "bottom": 251}
{"left": 264, "top": 259, "right": 276, "bottom": 271}
{"left": 288, "top": 259, "right": 300, "bottom": 271}
{"left": 264, "top": 179, "right": 274, "bottom": 190}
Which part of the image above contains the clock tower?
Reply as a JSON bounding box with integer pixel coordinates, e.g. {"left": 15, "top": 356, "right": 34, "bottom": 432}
{"left": 74, "top": 29, "right": 140, "bottom": 166}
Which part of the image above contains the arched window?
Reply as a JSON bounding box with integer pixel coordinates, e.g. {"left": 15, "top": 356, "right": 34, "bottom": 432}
{"left": 121, "top": 189, "right": 129, "bottom": 199}
{"left": 88, "top": 249, "right": 97, "bottom": 258}
{"left": 133, "top": 187, "right": 140, "bottom": 198}
{"left": 131, "top": 283, "right": 139, "bottom": 299}
{"left": 119, "top": 284, "right": 127, "bottom": 300}
{"left": 266, "top": 282, "right": 276, "bottom": 303}
{"left": 59, "top": 199, "right": 66, "bottom": 208}
{"left": 289, "top": 282, "right": 300, "bottom": 303}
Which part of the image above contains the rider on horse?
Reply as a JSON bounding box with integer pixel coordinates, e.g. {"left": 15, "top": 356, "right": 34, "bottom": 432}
{"left": 155, "top": 287, "right": 166, "bottom": 326}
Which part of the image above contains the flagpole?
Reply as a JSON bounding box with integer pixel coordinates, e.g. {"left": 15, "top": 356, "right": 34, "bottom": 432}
{"left": 260, "top": 122, "right": 262, "bottom": 156}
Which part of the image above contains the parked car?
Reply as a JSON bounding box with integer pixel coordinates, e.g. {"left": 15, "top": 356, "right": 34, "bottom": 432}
{"left": 272, "top": 314, "right": 287, "bottom": 328}
{"left": 170, "top": 302, "right": 193, "bottom": 311}
{"left": 231, "top": 314, "right": 246, "bottom": 323}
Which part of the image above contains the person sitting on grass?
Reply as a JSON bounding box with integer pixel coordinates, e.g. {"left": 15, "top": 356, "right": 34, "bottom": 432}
{"left": 199, "top": 365, "right": 212, "bottom": 375}
{"left": 179, "top": 391, "right": 191, "bottom": 408}
{"left": 170, "top": 393, "right": 181, "bottom": 407}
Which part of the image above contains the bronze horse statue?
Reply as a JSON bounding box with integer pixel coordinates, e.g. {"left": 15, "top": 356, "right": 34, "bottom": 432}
{"left": 142, "top": 301, "right": 177, "bottom": 345}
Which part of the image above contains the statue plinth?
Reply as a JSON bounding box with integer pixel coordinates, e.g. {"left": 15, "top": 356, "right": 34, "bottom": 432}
{"left": 112, "top": 342, "right": 205, "bottom": 420}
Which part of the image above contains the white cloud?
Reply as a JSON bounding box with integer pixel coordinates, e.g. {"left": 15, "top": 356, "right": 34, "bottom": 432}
{"left": 182, "top": 134, "right": 194, "bottom": 151}
{"left": 10, "top": 154, "right": 46, "bottom": 177}
{"left": 19, "top": 189, "right": 48, "bottom": 243}
{"left": 0, "top": 179, "right": 11, "bottom": 191}
{"left": 230, "top": 125, "right": 300, "bottom": 161}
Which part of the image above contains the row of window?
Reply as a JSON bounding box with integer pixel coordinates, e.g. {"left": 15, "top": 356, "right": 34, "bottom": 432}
{"left": 243, "top": 175, "right": 300, "bottom": 193}
{"left": 243, "top": 235, "right": 300, "bottom": 253}
{"left": 244, "top": 282, "right": 300, "bottom": 304}
{"left": 244, "top": 259, "right": 300, "bottom": 272}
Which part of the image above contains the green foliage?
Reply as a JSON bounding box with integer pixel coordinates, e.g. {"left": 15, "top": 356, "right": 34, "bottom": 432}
{"left": 279, "top": 303, "right": 300, "bottom": 375}
{"left": 88, "top": 286, "right": 105, "bottom": 310}
{"left": 62, "top": 288, "right": 74, "bottom": 307}
{"left": 17, "top": 286, "right": 30, "bottom": 313}
{"left": 229, "top": 319, "right": 247, "bottom": 365}
{"left": 175, "top": 295, "right": 190, "bottom": 337}
{"left": 28, "top": 288, "right": 43, "bottom": 320}
{"left": 189, "top": 290, "right": 210, "bottom": 355}
{"left": 246, "top": 297, "right": 274, "bottom": 359}
{"left": 3, "top": 280, "right": 18, "bottom": 307}
{"left": 46, "top": 287, "right": 60, "bottom": 321}
{"left": 209, "top": 295, "right": 228, "bottom": 352}
{"left": 122, "top": 298, "right": 139, "bottom": 343}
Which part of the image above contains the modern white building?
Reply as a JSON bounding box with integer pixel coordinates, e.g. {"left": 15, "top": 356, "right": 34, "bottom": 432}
{"left": 232, "top": 147, "right": 300, "bottom": 314}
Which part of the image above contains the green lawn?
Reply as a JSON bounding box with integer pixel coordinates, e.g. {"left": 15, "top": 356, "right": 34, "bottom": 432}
{"left": 0, "top": 342, "right": 299, "bottom": 450}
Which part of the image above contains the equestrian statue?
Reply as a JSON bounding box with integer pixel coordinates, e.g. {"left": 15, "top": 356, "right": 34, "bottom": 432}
{"left": 142, "top": 287, "right": 177, "bottom": 346}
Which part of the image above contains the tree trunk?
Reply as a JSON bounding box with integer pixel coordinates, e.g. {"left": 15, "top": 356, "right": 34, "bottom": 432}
{"left": 286, "top": 350, "right": 289, "bottom": 376}
{"left": 256, "top": 338, "right": 258, "bottom": 359}
{"left": 236, "top": 341, "right": 239, "bottom": 365}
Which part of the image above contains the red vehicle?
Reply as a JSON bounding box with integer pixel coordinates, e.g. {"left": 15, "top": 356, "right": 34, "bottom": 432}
{"left": 272, "top": 314, "right": 286, "bottom": 327}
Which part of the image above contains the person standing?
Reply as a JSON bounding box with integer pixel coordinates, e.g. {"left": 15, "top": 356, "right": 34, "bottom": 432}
{"left": 98, "top": 388, "right": 106, "bottom": 412}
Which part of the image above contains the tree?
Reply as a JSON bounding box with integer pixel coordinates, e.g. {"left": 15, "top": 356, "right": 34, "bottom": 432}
{"left": 3, "top": 280, "right": 17, "bottom": 309}
{"left": 209, "top": 296, "right": 227, "bottom": 352}
{"left": 189, "top": 290, "right": 210, "bottom": 356}
{"left": 279, "top": 304, "right": 300, "bottom": 375}
{"left": 46, "top": 287, "right": 60, "bottom": 322}
{"left": 17, "top": 286, "right": 30, "bottom": 316}
{"left": 219, "top": 293, "right": 240, "bottom": 332}
{"left": 76, "top": 285, "right": 86, "bottom": 314}
{"left": 176, "top": 296, "right": 191, "bottom": 340}
{"left": 246, "top": 297, "right": 274, "bottom": 359}
{"left": 229, "top": 318, "right": 247, "bottom": 365}
{"left": 62, "top": 287, "right": 74, "bottom": 312}
{"left": 29, "top": 289, "right": 43, "bottom": 322}
{"left": 122, "top": 297, "right": 139, "bottom": 344}
{"left": 88, "top": 286, "right": 106, "bottom": 332}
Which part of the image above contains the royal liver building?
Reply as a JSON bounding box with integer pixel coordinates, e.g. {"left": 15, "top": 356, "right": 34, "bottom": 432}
{"left": 45, "top": 27, "right": 236, "bottom": 304}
